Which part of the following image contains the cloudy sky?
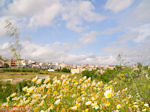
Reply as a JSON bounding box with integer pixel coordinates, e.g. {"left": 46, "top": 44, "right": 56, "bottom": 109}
{"left": 0, "top": 0, "right": 150, "bottom": 65}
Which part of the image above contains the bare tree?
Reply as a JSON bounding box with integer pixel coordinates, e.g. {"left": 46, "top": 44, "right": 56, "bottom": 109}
{"left": 5, "top": 20, "right": 22, "bottom": 67}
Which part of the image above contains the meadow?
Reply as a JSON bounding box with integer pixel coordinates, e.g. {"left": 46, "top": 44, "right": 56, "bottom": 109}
{"left": 0, "top": 64, "right": 150, "bottom": 112}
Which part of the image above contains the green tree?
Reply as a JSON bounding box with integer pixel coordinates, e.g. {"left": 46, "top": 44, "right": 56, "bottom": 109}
{"left": 61, "top": 67, "right": 70, "bottom": 73}
{"left": 3, "top": 63, "right": 9, "bottom": 68}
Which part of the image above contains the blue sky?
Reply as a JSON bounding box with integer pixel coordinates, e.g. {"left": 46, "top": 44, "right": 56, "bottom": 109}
{"left": 0, "top": 0, "right": 150, "bottom": 65}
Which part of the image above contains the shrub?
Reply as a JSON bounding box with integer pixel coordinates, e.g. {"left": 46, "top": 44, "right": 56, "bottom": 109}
{"left": 61, "top": 67, "right": 70, "bottom": 73}
{"left": 81, "top": 70, "right": 97, "bottom": 80}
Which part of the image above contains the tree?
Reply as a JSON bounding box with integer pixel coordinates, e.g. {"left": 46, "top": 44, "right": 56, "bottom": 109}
{"left": 5, "top": 20, "right": 22, "bottom": 67}
{"left": 3, "top": 63, "right": 9, "bottom": 68}
{"left": 61, "top": 68, "right": 70, "bottom": 73}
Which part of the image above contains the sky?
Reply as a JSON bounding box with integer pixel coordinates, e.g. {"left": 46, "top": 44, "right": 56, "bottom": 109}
{"left": 0, "top": 0, "right": 150, "bottom": 65}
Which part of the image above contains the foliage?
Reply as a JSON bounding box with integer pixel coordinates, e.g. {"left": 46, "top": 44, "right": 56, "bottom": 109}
{"left": 0, "top": 80, "right": 33, "bottom": 102}
{"left": 0, "top": 68, "right": 40, "bottom": 72}
{"left": 61, "top": 67, "right": 70, "bottom": 73}
{"left": 81, "top": 69, "right": 97, "bottom": 80}
{"left": 3, "top": 63, "right": 9, "bottom": 68}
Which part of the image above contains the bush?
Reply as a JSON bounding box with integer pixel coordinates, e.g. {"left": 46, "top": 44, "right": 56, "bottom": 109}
{"left": 81, "top": 69, "right": 98, "bottom": 80}
{"left": 61, "top": 68, "right": 70, "bottom": 73}
{"left": 0, "top": 68, "right": 40, "bottom": 72}
{"left": 3, "top": 63, "right": 9, "bottom": 68}
{"left": 0, "top": 80, "right": 33, "bottom": 102}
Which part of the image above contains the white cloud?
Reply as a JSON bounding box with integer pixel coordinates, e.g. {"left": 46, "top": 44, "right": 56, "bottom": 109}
{"left": 105, "top": 0, "right": 134, "bottom": 13}
{"left": 0, "top": 0, "right": 6, "bottom": 8}
{"left": 0, "top": 41, "right": 117, "bottom": 65}
{"left": 126, "top": 0, "right": 150, "bottom": 26}
{"left": 100, "top": 27, "right": 122, "bottom": 35}
{"left": 103, "top": 44, "right": 150, "bottom": 65}
{"left": 79, "top": 31, "right": 98, "bottom": 44}
{"left": 132, "top": 24, "right": 150, "bottom": 43}
{"left": 28, "top": 3, "right": 60, "bottom": 27}
{"left": 61, "top": 1, "right": 105, "bottom": 32}
{"left": 1, "top": 0, "right": 105, "bottom": 32}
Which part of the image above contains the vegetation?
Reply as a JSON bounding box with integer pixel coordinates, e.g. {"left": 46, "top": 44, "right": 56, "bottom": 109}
{"left": 1, "top": 72, "right": 149, "bottom": 112}
{"left": 81, "top": 64, "right": 150, "bottom": 104}
{"left": 56, "top": 67, "right": 71, "bottom": 73}
{"left": 0, "top": 64, "right": 149, "bottom": 111}
{"left": 0, "top": 80, "right": 33, "bottom": 102}
{"left": 0, "top": 68, "right": 40, "bottom": 73}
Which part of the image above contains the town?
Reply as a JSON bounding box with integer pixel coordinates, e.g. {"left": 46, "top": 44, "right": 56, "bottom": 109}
{"left": 1, "top": 56, "right": 149, "bottom": 75}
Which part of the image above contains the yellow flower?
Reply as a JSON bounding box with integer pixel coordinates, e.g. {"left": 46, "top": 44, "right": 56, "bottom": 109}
{"left": 36, "top": 79, "right": 42, "bottom": 85}
{"left": 25, "top": 100, "right": 30, "bottom": 104}
{"left": 7, "top": 97, "right": 10, "bottom": 102}
{"left": 22, "top": 87, "right": 28, "bottom": 92}
{"left": 92, "top": 103, "right": 99, "bottom": 110}
{"left": 32, "top": 76, "right": 38, "bottom": 82}
{"left": 71, "top": 106, "right": 77, "bottom": 111}
{"left": 75, "top": 103, "right": 80, "bottom": 107}
{"left": 104, "top": 89, "right": 113, "bottom": 98}
{"left": 34, "top": 107, "right": 40, "bottom": 111}
{"left": 55, "top": 99, "right": 61, "bottom": 105}
{"left": 11, "top": 93, "right": 16, "bottom": 97}
{"left": 53, "top": 91, "right": 58, "bottom": 95}
{"left": 86, "top": 101, "right": 92, "bottom": 106}
{"left": 1, "top": 103, "right": 8, "bottom": 107}
{"left": 61, "top": 75, "right": 66, "bottom": 80}
{"left": 105, "top": 102, "right": 110, "bottom": 106}
{"left": 82, "top": 109, "right": 89, "bottom": 112}
{"left": 117, "top": 104, "right": 121, "bottom": 109}
{"left": 44, "top": 78, "right": 50, "bottom": 84}
{"left": 144, "top": 104, "right": 149, "bottom": 108}
{"left": 61, "top": 108, "right": 65, "bottom": 112}
{"left": 39, "top": 100, "right": 45, "bottom": 106}
{"left": 49, "top": 104, "right": 54, "bottom": 110}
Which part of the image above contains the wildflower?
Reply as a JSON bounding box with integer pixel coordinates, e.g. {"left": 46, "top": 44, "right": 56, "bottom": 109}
{"left": 142, "top": 109, "right": 146, "bottom": 112}
{"left": 23, "top": 87, "right": 28, "bottom": 92}
{"left": 104, "top": 89, "right": 113, "bottom": 98}
{"left": 34, "top": 107, "right": 40, "bottom": 111}
{"left": 86, "top": 101, "right": 92, "bottom": 106}
{"left": 124, "top": 73, "right": 128, "bottom": 77}
{"left": 55, "top": 99, "right": 61, "bottom": 105}
{"left": 32, "top": 94, "right": 41, "bottom": 99}
{"left": 61, "top": 75, "right": 65, "bottom": 80}
{"left": 82, "top": 109, "right": 89, "bottom": 112}
{"left": 92, "top": 103, "right": 99, "bottom": 110}
{"left": 71, "top": 106, "right": 77, "bottom": 111}
{"left": 7, "top": 97, "right": 10, "bottom": 102}
{"left": 1, "top": 102, "right": 8, "bottom": 107}
{"left": 61, "top": 108, "right": 65, "bottom": 112}
{"left": 12, "top": 97, "right": 19, "bottom": 101}
{"left": 11, "top": 93, "right": 16, "bottom": 97}
{"left": 36, "top": 79, "right": 42, "bottom": 85}
{"left": 39, "top": 100, "right": 44, "bottom": 106}
{"left": 32, "top": 76, "right": 38, "bottom": 82}
{"left": 144, "top": 103, "right": 149, "bottom": 107}
{"left": 44, "top": 78, "right": 50, "bottom": 84}
{"left": 117, "top": 104, "right": 121, "bottom": 109}
{"left": 48, "top": 104, "right": 54, "bottom": 110}
{"left": 105, "top": 102, "right": 110, "bottom": 106}
{"left": 27, "top": 86, "right": 35, "bottom": 94}
{"left": 25, "top": 100, "right": 30, "bottom": 104}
